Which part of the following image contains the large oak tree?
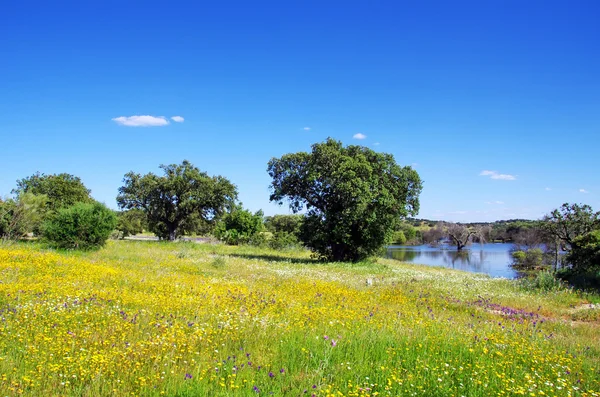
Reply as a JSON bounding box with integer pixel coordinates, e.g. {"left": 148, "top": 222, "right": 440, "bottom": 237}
{"left": 117, "top": 161, "right": 237, "bottom": 241}
{"left": 268, "top": 138, "right": 422, "bottom": 262}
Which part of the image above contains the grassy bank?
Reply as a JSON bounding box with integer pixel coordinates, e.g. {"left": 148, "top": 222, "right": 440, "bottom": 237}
{"left": 0, "top": 241, "right": 599, "bottom": 396}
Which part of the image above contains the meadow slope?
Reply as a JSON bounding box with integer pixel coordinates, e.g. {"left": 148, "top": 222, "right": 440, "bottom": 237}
{"left": 0, "top": 241, "right": 598, "bottom": 396}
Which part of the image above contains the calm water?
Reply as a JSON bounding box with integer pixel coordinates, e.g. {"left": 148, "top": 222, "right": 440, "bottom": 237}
{"left": 386, "top": 243, "right": 519, "bottom": 279}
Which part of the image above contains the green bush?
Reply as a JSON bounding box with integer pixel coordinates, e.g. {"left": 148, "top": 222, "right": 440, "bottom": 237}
{"left": 269, "top": 231, "right": 301, "bottom": 250}
{"left": 511, "top": 248, "right": 544, "bottom": 269}
{"left": 43, "top": 202, "right": 117, "bottom": 250}
{"left": 214, "top": 206, "right": 264, "bottom": 245}
{"left": 519, "top": 270, "right": 567, "bottom": 292}
{"left": 392, "top": 230, "right": 407, "bottom": 245}
{"left": 566, "top": 230, "right": 600, "bottom": 273}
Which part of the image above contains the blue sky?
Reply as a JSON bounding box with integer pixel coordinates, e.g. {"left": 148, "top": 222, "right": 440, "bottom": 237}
{"left": 1, "top": 0, "right": 598, "bottom": 222}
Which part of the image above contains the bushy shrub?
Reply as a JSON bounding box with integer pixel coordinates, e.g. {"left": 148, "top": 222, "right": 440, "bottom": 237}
{"left": 391, "top": 230, "right": 407, "bottom": 245}
{"left": 566, "top": 230, "right": 600, "bottom": 273}
{"left": 0, "top": 193, "right": 47, "bottom": 240}
{"left": 519, "top": 270, "right": 567, "bottom": 292}
{"left": 43, "top": 202, "right": 116, "bottom": 250}
{"left": 214, "top": 207, "right": 264, "bottom": 245}
{"left": 511, "top": 248, "right": 544, "bottom": 269}
{"left": 115, "top": 209, "right": 146, "bottom": 239}
{"left": 269, "top": 231, "right": 301, "bottom": 250}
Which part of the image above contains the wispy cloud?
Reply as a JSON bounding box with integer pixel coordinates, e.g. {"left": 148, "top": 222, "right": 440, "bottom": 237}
{"left": 449, "top": 210, "right": 468, "bottom": 214}
{"left": 545, "top": 187, "right": 552, "bottom": 191}
{"left": 373, "top": 142, "right": 380, "bottom": 146}
{"left": 112, "top": 115, "right": 169, "bottom": 127}
{"left": 171, "top": 116, "right": 184, "bottom": 123}
{"left": 303, "top": 127, "right": 311, "bottom": 131}
{"left": 479, "top": 170, "right": 516, "bottom": 181}
{"left": 485, "top": 200, "right": 504, "bottom": 205}
{"left": 579, "top": 188, "right": 589, "bottom": 193}
{"left": 353, "top": 133, "right": 367, "bottom": 140}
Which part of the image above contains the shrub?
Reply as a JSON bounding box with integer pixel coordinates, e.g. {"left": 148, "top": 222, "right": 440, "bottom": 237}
{"left": 511, "top": 248, "right": 544, "bottom": 269}
{"left": 269, "top": 231, "right": 301, "bottom": 250}
{"left": 519, "top": 270, "right": 567, "bottom": 292}
{"left": 214, "top": 206, "right": 264, "bottom": 245}
{"left": 43, "top": 202, "right": 117, "bottom": 250}
{"left": 115, "top": 209, "right": 146, "bottom": 239}
{"left": 566, "top": 230, "right": 600, "bottom": 273}
{"left": 391, "top": 231, "right": 407, "bottom": 245}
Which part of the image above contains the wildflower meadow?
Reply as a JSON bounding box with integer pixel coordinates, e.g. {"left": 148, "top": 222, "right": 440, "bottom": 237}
{"left": 0, "top": 241, "right": 598, "bottom": 396}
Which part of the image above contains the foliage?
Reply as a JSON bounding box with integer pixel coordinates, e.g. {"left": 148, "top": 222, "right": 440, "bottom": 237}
{"left": 396, "top": 222, "right": 418, "bottom": 242}
{"left": 268, "top": 138, "right": 422, "bottom": 261}
{"left": 543, "top": 203, "right": 600, "bottom": 251}
{"left": 391, "top": 230, "right": 406, "bottom": 245}
{"left": 14, "top": 172, "right": 92, "bottom": 211}
{"left": 0, "top": 193, "right": 47, "bottom": 240}
{"left": 264, "top": 214, "right": 303, "bottom": 235}
{"left": 0, "top": 242, "right": 598, "bottom": 396}
{"left": 511, "top": 248, "right": 544, "bottom": 270}
{"left": 556, "top": 267, "right": 600, "bottom": 293}
{"left": 115, "top": 209, "right": 147, "bottom": 239}
{"left": 214, "top": 206, "right": 264, "bottom": 245}
{"left": 566, "top": 230, "right": 600, "bottom": 273}
{"left": 268, "top": 231, "right": 301, "bottom": 250}
{"left": 117, "top": 160, "right": 237, "bottom": 241}
{"left": 518, "top": 270, "right": 568, "bottom": 292}
{"left": 42, "top": 202, "right": 117, "bottom": 250}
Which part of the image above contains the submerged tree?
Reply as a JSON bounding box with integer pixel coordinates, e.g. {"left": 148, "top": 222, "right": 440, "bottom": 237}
{"left": 268, "top": 138, "right": 422, "bottom": 262}
{"left": 446, "top": 223, "right": 476, "bottom": 251}
{"left": 117, "top": 161, "right": 237, "bottom": 241}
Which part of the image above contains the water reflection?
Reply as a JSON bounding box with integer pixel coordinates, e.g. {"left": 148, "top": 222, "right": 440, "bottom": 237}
{"left": 386, "top": 243, "right": 518, "bottom": 279}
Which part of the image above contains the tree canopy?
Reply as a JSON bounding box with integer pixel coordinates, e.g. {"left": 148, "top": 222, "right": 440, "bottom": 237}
{"left": 14, "top": 172, "right": 92, "bottom": 211}
{"left": 267, "top": 138, "right": 422, "bottom": 261}
{"left": 117, "top": 161, "right": 237, "bottom": 241}
{"left": 543, "top": 203, "right": 600, "bottom": 250}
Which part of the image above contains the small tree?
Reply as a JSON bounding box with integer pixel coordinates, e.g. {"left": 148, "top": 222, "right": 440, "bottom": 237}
{"left": 565, "top": 230, "right": 600, "bottom": 273}
{"left": 268, "top": 138, "right": 422, "bottom": 261}
{"left": 115, "top": 209, "right": 147, "bottom": 239}
{"left": 43, "top": 202, "right": 116, "bottom": 249}
{"left": 543, "top": 203, "right": 600, "bottom": 251}
{"left": 0, "top": 193, "right": 47, "bottom": 240}
{"left": 117, "top": 161, "right": 237, "bottom": 241}
{"left": 446, "top": 223, "right": 475, "bottom": 251}
{"left": 14, "top": 172, "right": 92, "bottom": 211}
{"left": 214, "top": 206, "right": 264, "bottom": 245}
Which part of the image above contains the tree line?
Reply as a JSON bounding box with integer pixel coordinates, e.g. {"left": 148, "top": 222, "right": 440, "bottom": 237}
{"left": 1, "top": 138, "right": 598, "bottom": 281}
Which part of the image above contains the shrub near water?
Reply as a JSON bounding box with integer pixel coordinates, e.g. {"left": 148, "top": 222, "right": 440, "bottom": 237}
{"left": 43, "top": 202, "right": 116, "bottom": 249}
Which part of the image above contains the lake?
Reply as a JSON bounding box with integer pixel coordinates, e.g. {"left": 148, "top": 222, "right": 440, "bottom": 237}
{"left": 386, "top": 243, "right": 519, "bottom": 279}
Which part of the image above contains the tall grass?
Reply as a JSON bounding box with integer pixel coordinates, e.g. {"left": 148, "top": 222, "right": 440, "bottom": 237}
{"left": 0, "top": 241, "right": 598, "bottom": 396}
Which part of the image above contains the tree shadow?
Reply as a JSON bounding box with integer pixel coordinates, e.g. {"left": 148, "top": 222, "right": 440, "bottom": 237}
{"left": 228, "top": 253, "right": 320, "bottom": 265}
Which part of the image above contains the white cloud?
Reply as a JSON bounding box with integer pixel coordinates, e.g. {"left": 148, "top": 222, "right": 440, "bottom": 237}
{"left": 112, "top": 115, "right": 169, "bottom": 127}
{"left": 373, "top": 142, "right": 380, "bottom": 146}
{"left": 353, "top": 133, "right": 367, "bottom": 140}
{"left": 579, "top": 189, "right": 589, "bottom": 193}
{"left": 303, "top": 127, "right": 311, "bottom": 131}
{"left": 485, "top": 201, "right": 504, "bottom": 205}
{"left": 171, "top": 116, "right": 184, "bottom": 123}
{"left": 479, "top": 170, "right": 516, "bottom": 181}
{"left": 545, "top": 187, "right": 552, "bottom": 191}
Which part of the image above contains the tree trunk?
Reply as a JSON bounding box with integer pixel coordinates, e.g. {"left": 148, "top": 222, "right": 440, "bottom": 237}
{"left": 168, "top": 224, "right": 177, "bottom": 241}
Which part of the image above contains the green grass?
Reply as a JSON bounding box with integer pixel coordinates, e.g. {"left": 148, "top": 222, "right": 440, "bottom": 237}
{"left": 0, "top": 240, "right": 599, "bottom": 396}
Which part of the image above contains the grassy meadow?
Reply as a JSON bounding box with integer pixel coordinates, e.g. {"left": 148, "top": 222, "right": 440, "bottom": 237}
{"left": 0, "top": 241, "right": 599, "bottom": 396}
